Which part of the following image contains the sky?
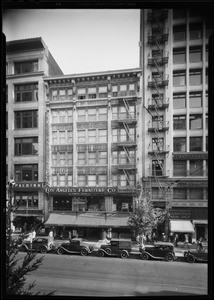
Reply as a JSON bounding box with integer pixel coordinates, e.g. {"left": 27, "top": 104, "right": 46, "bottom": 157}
{"left": 3, "top": 9, "right": 140, "bottom": 75}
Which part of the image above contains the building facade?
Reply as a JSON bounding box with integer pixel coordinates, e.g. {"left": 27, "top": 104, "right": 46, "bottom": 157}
{"left": 6, "top": 37, "right": 63, "bottom": 232}
{"left": 139, "top": 9, "right": 211, "bottom": 241}
{"left": 44, "top": 69, "right": 142, "bottom": 239}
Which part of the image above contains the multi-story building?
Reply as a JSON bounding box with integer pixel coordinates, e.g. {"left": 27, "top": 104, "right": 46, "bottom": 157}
{"left": 6, "top": 37, "right": 63, "bottom": 232}
{"left": 139, "top": 9, "right": 212, "bottom": 241}
{"left": 44, "top": 69, "right": 142, "bottom": 239}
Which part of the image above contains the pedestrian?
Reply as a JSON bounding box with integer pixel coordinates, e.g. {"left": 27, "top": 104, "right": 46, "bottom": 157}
{"left": 182, "top": 234, "right": 189, "bottom": 248}
{"left": 174, "top": 234, "right": 179, "bottom": 247}
{"left": 138, "top": 232, "right": 146, "bottom": 252}
{"left": 169, "top": 232, "right": 174, "bottom": 243}
{"left": 197, "top": 237, "right": 204, "bottom": 252}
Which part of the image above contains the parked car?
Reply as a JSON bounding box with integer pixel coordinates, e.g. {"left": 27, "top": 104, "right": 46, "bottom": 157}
{"left": 97, "top": 238, "right": 132, "bottom": 259}
{"left": 140, "top": 242, "right": 176, "bottom": 262}
{"left": 19, "top": 236, "right": 54, "bottom": 254}
{"left": 56, "top": 238, "right": 94, "bottom": 256}
{"left": 184, "top": 249, "right": 208, "bottom": 263}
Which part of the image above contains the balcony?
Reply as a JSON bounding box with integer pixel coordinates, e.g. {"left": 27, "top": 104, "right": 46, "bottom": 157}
{"left": 117, "top": 114, "right": 137, "bottom": 125}
{"left": 117, "top": 90, "right": 137, "bottom": 99}
{"left": 148, "top": 98, "right": 169, "bottom": 110}
{"left": 148, "top": 121, "right": 169, "bottom": 132}
{"left": 117, "top": 140, "right": 137, "bottom": 147}
{"left": 148, "top": 148, "right": 169, "bottom": 155}
{"left": 148, "top": 75, "right": 169, "bottom": 88}
{"left": 148, "top": 52, "right": 169, "bottom": 66}
{"left": 118, "top": 164, "right": 136, "bottom": 170}
{"left": 147, "top": 9, "right": 168, "bottom": 23}
{"left": 148, "top": 28, "right": 169, "bottom": 44}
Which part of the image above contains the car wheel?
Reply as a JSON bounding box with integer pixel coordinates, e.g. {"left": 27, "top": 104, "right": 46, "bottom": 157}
{"left": 120, "top": 250, "right": 128, "bottom": 259}
{"left": 187, "top": 255, "right": 195, "bottom": 263}
{"left": 40, "top": 246, "right": 47, "bottom": 254}
{"left": 57, "top": 247, "right": 64, "bottom": 255}
{"left": 80, "top": 248, "right": 88, "bottom": 256}
{"left": 105, "top": 248, "right": 111, "bottom": 254}
{"left": 141, "top": 253, "right": 149, "bottom": 260}
{"left": 97, "top": 250, "right": 104, "bottom": 257}
{"left": 165, "top": 253, "right": 174, "bottom": 262}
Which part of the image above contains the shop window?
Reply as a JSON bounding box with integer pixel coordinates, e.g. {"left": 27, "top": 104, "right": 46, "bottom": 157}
{"left": 78, "top": 152, "right": 86, "bottom": 165}
{"left": 189, "top": 188, "right": 204, "bottom": 199}
{"left": 14, "top": 192, "right": 38, "bottom": 207}
{"left": 99, "top": 151, "right": 107, "bottom": 164}
{"left": 173, "top": 25, "right": 186, "bottom": 41}
{"left": 59, "top": 175, "right": 66, "bottom": 187}
{"left": 88, "top": 152, "right": 96, "bottom": 165}
{"left": 173, "top": 137, "right": 186, "bottom": 152}
{"left": 189, "top": 69, "right": 202, "bottom": 85}
{"left": 14, "top": 60, "right": 38, "bottom": 74}
{"left": 78, "top": 109, "right": 86, "bottom": 121}
{"left": 173, "top": 115, "right": 186, "bottom": 130}
{"left": 98, "top": 175, "right": 107, "bottom": 187}
{"left": 173, "top": 188, "right": 187, "bottom": 200}
{"left": 189, "top": 46, "right": 202, "bottom": 63}
{"left": 15, "top": 137, "right": 38, "bottom": 156}
{"left": 189, "top": 160, "right": 203, "bottom": 176}
{"left": 78, "top": 130, "right": 86, "bottom": 143}
{"left": 88, "top": 129, "right": 96, "bottom": 143}
{"left": 59, "top": 131, "right": 66, "bottom": 144}
{"left": 59, "top": 153, "right": 66, "bottom": 166}
{"left": 88, "top": 108, "right": 96, "bottom": 121}
{"left": 88, "top": 175, "right": 96, "bottom": 186}
{"left": 15, "top": 164, "right": 38, "bottom": 182}
{"left": 15, "top": 110, "right": 38, "bottom": 129}
{"left": 152, "top": 138, "right": 164, "bottom": 151}
{"left": 98, "top": 129, "right": 107, "bottom": 143}
{"left": 52, "top": 131, "right": 58, "bottom": 144}
{"left": 189, "top": 23, "right": 202, "bottom": 40}
{"left": 152, "top": 160, "right": 164, "bottom": 176}
{"left": 190, "top": 137, "right": 203, "bottom": 151}
{"left": 173, "top": 70, "right": 186, "bottom": 86}
{"left": 173, "top": 93, "right": 186, "bottom": 109}
{"left": 15, "top": 83, "right": 38, "bottom": 102}
{"left": 59, "top": 90, "right": 66, "bottom": 101}
{"left": 189, "top": 114, "right": 202, "bottom": 130}
{"left": 189, "top": 92, "right": 202, "bottom": 108}
{"left": 173, "top": 161, "right": 187, "bottom": 176}
{"left": 78, "top": 175, "right": 86, "bottom": 187}
{"left": 98, "top": 107, "right": 107, "bottom": 121}
{"left": 173, "top": 48, "right": 186, "bottom": 64}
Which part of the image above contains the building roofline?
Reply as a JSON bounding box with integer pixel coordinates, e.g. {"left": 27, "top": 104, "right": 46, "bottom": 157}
{"left": 6, "top": 37, "right": 47, "bottom": 53}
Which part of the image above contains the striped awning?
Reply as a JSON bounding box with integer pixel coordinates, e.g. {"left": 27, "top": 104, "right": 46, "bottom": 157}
{"left": 45, "top": 212, "right": 129, "bottom": 228}
{"left": 169, "top": 220, "right": 195, "bottom": 233}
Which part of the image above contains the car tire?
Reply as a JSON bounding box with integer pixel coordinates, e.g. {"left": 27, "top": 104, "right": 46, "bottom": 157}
{"left": 141, "top": 253, "right": 149, "bottom": 260}
{"left": 105, "top": 248, "right": 111, "bottom": 254}
{"left": 97, "top": 250, "right": 104, "bottom": 257}
{"left": 80, "top": 248, "right": 88, "bottom": 256}
{"left": 120, "top": 250, "right": 129, "bottom": 259}
{"left": 165, "top": 253, "right": 174, "bottom": 262}
{"left": 187, "top": 255, "right": 195, "bottom": 263}
{"left": 57, "top": 247, "right": 64, "bottom": 255}
{"left": 40, "top": 246, "right": 47, "bottom": 254}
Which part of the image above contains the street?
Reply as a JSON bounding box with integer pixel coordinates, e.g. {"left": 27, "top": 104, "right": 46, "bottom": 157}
{"left": 16, "top": 252, "right": 208, "bottom": 296}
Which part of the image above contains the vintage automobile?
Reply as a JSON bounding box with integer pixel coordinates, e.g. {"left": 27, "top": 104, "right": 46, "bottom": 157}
{"left": 140, "top": 242, "right": 176, "bottom": 262}
{"left": 56, "top": 238, "right": 94, "bottom": 256}
{"left": 19, "top": 236, "right": 54, "bottom": 253}
{"left": 184, "top": 249, "right": 208, "bottom": 263}
{"left": 97, "top": 238, "right": 132, "bottom": 259}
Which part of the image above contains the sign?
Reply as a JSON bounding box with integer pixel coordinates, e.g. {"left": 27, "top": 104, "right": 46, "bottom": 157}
{"left": 169, "top": 209, "right": 190, "bottom": 219}
{"left": 77, "top": 122, "right": 107, "bottom": 129}
{"left": 14, "top": 182, "right": 45, "bottom": 190}
{"left": 45, "top": 187, "right": 118, "bottom": 194}
{"left": 52, "top": 145, "right": 73, "bottom": 153}
{"left": 177, "top": 181, "right": 208, "bottom": 187}
{"left": 173, "top": 153, "right": 208, "bottom": 160}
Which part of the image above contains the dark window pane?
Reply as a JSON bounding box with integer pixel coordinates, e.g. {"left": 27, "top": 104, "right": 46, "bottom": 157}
{"left": 190, "top": 137, "right": 203, "bottom": 151}
{"left": 173, "top": 115, "right": 186, "bottom": 130}
{"left": 189, "top": 115, "right": 202, "bottom": 130}
{"left": 173, "top": 137, "right": 186, "bottom": 151}
{"left": 173, "top": 161, "right": 187, "bottom": 176}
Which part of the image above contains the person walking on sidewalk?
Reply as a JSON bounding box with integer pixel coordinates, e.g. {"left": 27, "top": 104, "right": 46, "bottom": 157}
{"left": 174, "top": 234, "right": 179, "bottom": 247}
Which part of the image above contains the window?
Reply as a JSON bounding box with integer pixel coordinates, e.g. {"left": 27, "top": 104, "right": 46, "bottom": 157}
{"left": 88, "top": 108, "right": 96, "bottom": 121}
{"left": 88, "top": 130, "right": 96, "bottom": 143}
{"left": 120, "top": 128, "right": 127, "bottom": 142}
{"left": 112, "top": 129, "right": 118, "bottom": 142}
{"left": 112, "top": 86, "right": 118, "bottom": 97}
{"left": 67, "top": 131, "right": 73, "bottom": 143}
{"left": 52, "top": 154, "right": 57, "bottom": 166}
{"left": 189, "top": 46, "right": 202, "bottom": 63}
{"left": 99, "top": 151, "right": 107, "bottom": 164}
{"left": 88, "top": 175, "right": 96, "bottom": 186}
{"left": 14, "top": 192, "right": 38, "bottom": 207}
{"left": 173, "top": 25, "right": 186, "bottom": 41}
{"left": 88, "top": 152, "right": 96, "bottom": 165}
{"left": 78, "top": 152, "right": 86, "bottom": 165}
{"left": 205, "top": 91, "right": 208, "bottom": 107}
{"left": 68, "top": 175, "right": 73, "bottom": 186}
{"left": 152, "top": 138, "right": 164, "bottom": 151}
{"left": 59, "top": 131, "right": 66, "bottom": 144}
{"left": 173, "top": 71, "right": 186, "bottom": 86}
{"left": 52, "top": 90, "right": 58, "bottom": 101}
{"left": 173, "top": 188, "right": 187, "bottom": 200}
{"left": 112, "top": 107, "right": 118, "bottom": 119}
{"left": 52, "top": 111, "right": 58, "bottom": 123}
{"left": 78, "top": 109, "right": 86, "bottom": 122}
{"left": 98, "top": 86, "right": 107, "bottom": 98}
{"left": 119, "top": 106, "right": 127, "bottom": 119}
{"left": 15, "top": 164, "right": 38, "bottom": 181}
{"left": 98, "top": 107, "right": 107, "bottom": 121}
{"left": 15, "top": 83, "right": 38, "bottom": 102}
{"left": 189, "top": 114, "right": 202, "bottom": 130}
{"left": 206, "top": 136, "right": 208, "bottom": 151}
{"left": 52, "top": 175, "right": 58, "bottom": 187}
{"left": 189, "top": 92, "right": 202, "bottom": 108}
{"left": 59, "top": 175, "right": 66, "bottom": 187}
{"left": 67, "top": 153, "right": 73, "bottom": 165}
{"left": 15, "top": 137, "right": 38, "bottom": 156}
{"left": 15, "top": 110, "right": 38, "bottom": 129}
{"left": 14, "top": 60, "right": 38, "bottom": 74}
{"left": 152, "top": 188, "right": 164, "bottom": 200}
{"left": 189, "top": 23, "right": 202, "bottom": 40}
{"left": 120, "top": 84, "right": 127, "bottom": 92}
{"left": 205, "top": 69, "right": 208, "bottom": 84}
{"left": 120, "top": 174, "right": 127, "bottom": 187}
{"left": 98, "top": 175, "right": 107, "bottom": 187}
{"left": 173, "top": 93, "right": 186, "bottom": 109}
{"left": 67, "top": 110, "right": 73, "bottom": 123}
{"left": 173, "top": 137, "right": 186, "bottom": 152}
{"left": 52, "top": 131, "right": 58, "bottom": 144}
{"left": 77, "top": 88, "right": 86, "bottom": 100}
{"left": 119, "top": 151, "right": 127, "bottom": 164}
{"left": 129, "top": 83, "right": 135, "bottom": 91}
{"left": 205, "top": 46, "right": 208, "bottom": 62}
{"left": 78, "top": 130, "right": 86, "bottom": 143}
{"left": 112, "top": 174, "right": 118, "bottom": 186}
{"left": 78, "top": 175, "right": 86, "bottom": 187}
{"left": 59, "top": 110, "right": 66, "bottom": 123}
{"left": 59, "top": 90, "right": 66, "bottom": 101}
{"left": 129, "top": 150, "right": 135, "bottom": 164}
{"left": 152, "top": 160, "right": 164, "bottom": 176}
{"left": 189, "top": 160, "right": 203, "bottom": 176}
{"left": 189, "top": 69, "right": 202, "bottom": 85}
{"left": 173, "top": 161, "right": 187, "bottom": 176}
{"left": 88, "top": 87, "right": 97, "bottom": 99}
{"left": 152, "top": 115, "right": 164, "bottom": 129}
{"left": 173, "top": 115, "right": 186, "bottom": 130}
{"left": 59, "top": 153, "right": 66, "bottom": 166}
{"left": 98, "top": 129, "right": 107, "bottom": 143}
{"left": 189, "top": 188, "right": 204, "bottom": 199}
{"left": 68, "top": 89, "right": 73, "bottom": 100}
{"left": 173, "top": 48, "right": 186, "bottom": 64}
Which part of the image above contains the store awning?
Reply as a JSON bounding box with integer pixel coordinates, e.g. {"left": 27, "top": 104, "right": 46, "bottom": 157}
{"left": 169, "top": 220, "right": 195, "bottom": 233}
{"left": 45, "top": 212, "right": 129, "bottom": 228}
{"left": 192, "top": 220, "right": 208, "bottom": 225}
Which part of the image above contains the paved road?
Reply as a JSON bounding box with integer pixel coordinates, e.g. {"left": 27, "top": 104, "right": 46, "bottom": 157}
{"left": 18, "top": 252, "right": 207, "bottom": 296}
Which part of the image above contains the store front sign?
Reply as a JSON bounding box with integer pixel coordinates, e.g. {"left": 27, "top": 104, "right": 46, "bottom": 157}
{"left": 173, "top": 153, "right": 208, "bottom": 160}
{"left": 169, "top": 209, "right": 190, "bottom": 219}
{"left": 14, "top": 182, "right": 45, "bottom": 190}
{"left": 45, "top": 187, "right": 118, "bottom": 194}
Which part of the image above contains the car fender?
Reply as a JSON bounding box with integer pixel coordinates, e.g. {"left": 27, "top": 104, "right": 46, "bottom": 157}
{"left": 142, "top": 251, "right": 164, "bottom": 260}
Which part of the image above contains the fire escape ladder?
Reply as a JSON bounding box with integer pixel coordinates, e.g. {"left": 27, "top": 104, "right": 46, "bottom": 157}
{"left": 123, "top": 146, "right": 131, "bottom": 163}
{"left": 123, "top": 98, "right": 131, "bottom": 117}
{"left": 123, "top": 122, "right": 133, "bottom": 141}
{"left": 122, "top": 169, "right": 131, "bottom": 185}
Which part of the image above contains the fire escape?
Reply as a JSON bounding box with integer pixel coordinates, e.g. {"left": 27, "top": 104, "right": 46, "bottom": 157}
{"left": 146, "top": 9, "right": 169, "bottom": 202}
